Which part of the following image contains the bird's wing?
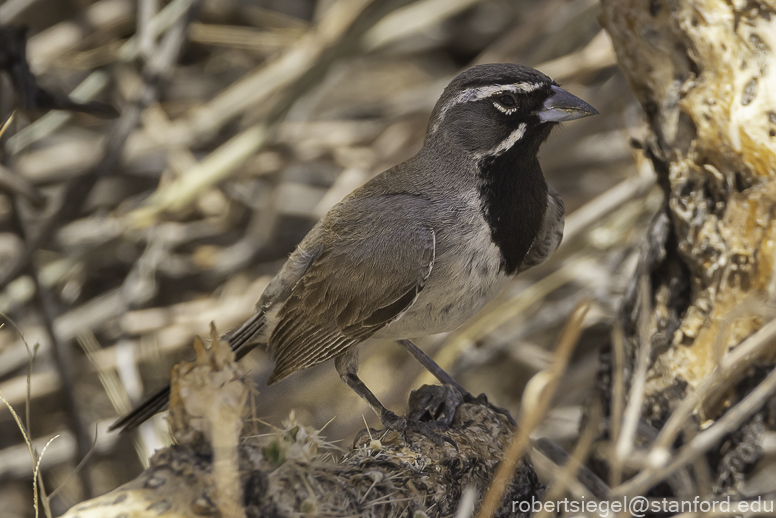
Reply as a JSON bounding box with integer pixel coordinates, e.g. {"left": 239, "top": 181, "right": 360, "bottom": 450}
{"left": 266, "top": 194, "right": 435, "bottom": 383}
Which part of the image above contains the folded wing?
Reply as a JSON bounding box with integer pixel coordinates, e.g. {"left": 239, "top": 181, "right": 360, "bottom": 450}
{"left": 267, "top": 194, "right": 435, "bottom": 383}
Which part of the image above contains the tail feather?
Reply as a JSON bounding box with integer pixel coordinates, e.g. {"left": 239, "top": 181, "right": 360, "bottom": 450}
{"left": 107, "top": 384, "right": 171, "bottom": 432}
{"left": 108, "top": 311, "right": 266, "bottom": 433}
{"left": 225, "top": 311, "right": 267, "bottom": 361}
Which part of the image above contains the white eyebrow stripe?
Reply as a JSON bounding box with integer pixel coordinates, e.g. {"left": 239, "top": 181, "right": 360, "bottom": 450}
{"left": 454, "top": 82, "right": 543, "bottom": 103}
{"left": 480, "top": 123, "right": 526, "bottom": 158}
{"left": 430, "top": 82, "right": 543, "bottom": 133}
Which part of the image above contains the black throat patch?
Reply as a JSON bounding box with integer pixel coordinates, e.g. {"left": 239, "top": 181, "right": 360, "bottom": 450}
{"left": 478, "top": 144, "right": 548, "bottom": 275}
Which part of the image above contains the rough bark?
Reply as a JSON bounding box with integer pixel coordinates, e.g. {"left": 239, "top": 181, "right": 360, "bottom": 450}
{"left": 600, "top": 0, "right": 776, "bottom": 498}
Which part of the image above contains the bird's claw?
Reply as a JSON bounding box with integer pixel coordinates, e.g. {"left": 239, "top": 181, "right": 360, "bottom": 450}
{"left": 463, "top": 392, "right": 517, "bottom": 426}
{"left": 407, "top": 384, "right": 462, "bottom": 427}
{"left": 380, "top": 411, "right": 458, "bottom": 450}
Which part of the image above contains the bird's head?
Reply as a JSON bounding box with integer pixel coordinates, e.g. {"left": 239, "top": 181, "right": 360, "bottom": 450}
{"left": 426, "top": 64, "right": 598, "bottom": 159}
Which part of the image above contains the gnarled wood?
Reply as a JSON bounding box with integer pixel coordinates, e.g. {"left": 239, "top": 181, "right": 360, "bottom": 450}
{"left": 600, "top": 0, "right": 776, "bottom": 498}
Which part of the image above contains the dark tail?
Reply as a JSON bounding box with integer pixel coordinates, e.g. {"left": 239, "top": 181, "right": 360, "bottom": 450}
{"left": 108, "top": 311, "right": 266, "bottom": 433}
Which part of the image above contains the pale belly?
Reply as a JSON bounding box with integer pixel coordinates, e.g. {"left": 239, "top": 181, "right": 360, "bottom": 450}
{"left": 374, "top": 274, "right": 509, "bottom": 339}
{"left": 373, "top": 219, "right": 510, "bottom": 339}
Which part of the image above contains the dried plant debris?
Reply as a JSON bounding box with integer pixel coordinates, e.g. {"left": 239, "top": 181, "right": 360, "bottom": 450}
{"left": 62, "top": 389, "right": 542, "bottom": 518}
{"left": 167, "top": 324, "right": 248, "bottom": 444}
{"left": 63, "top": 324, "right": 541, "bottom": 517}
{"left": 0, "top": 26, "right": 119, "bottom": 118}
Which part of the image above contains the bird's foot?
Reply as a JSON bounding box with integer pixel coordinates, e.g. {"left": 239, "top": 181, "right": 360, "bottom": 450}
{"left": 380, "top": 410, "right": 457, "bottom": 449}
{"left": 463, "top": 392, "right": 516, "bottom": 426}
{"left": 407, "top": 384, "right": 462, "bottom": 427}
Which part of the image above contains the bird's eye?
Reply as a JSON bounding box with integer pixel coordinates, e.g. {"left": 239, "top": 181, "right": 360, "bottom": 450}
{"left": 497, "top": 94, "right": 517, "bottom": 107}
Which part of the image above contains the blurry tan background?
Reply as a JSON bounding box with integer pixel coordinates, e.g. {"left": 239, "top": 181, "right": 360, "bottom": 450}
{"left": 0, "top": 0, "right": 657, "bottom": 515}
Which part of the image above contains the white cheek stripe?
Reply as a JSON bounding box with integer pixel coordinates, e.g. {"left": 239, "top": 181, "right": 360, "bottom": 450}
{"left": 431, "top": 82, "right": 542, "bottom": 133}
{"left": 481, "top": 122, "right": 526, "bottom": 157}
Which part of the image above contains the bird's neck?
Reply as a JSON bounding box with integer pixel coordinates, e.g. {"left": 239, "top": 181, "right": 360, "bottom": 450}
{"left": 477, "top": 145, "right": 548, "bottom": 275}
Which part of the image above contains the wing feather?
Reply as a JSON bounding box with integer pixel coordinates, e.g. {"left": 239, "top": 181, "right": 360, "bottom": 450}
{"left": 266, "top": 194, "right": 435, "bottom": 384}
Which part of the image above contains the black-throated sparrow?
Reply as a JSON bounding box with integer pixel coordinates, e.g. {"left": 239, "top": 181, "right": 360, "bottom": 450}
{"left": 111, "top": 64, "right": 597, "bottom": 435}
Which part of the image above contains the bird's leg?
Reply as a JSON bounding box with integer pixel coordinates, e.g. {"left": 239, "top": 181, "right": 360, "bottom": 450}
{"left": 334, "top": 352, "right": 397, "bottom": 423}
{"left": 397, "top": 339, "right": 466, "bottom": 393}
{"left": 397, "top": 339, "right": 516, "bottom": 426}
{"left": 334, "top": 351, "right": 454, "bottom": 447}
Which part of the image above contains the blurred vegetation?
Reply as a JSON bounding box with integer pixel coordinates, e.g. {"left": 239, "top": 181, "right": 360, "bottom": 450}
{"left": 0, "top": 0, "right": 653, "bottom": 516}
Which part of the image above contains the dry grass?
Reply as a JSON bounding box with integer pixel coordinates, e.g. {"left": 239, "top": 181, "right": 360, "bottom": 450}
{"left": 0, "top": 0, "right": 711, "bottom": 516}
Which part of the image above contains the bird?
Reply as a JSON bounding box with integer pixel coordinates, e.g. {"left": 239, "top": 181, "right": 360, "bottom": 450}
{"left": 110, "top": 63, "right": 598, "bottom": 437}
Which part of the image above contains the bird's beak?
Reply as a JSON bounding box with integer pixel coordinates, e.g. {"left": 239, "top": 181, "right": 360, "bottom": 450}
{"left": 537, "top": 85, "right": 599, "bottom": 123}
